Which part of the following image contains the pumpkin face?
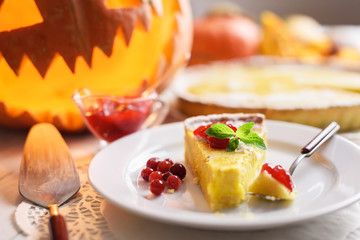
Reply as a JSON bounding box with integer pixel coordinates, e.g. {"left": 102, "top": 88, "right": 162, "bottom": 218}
{"left": 0, "top": 0, "right": 192, "bottom": 131}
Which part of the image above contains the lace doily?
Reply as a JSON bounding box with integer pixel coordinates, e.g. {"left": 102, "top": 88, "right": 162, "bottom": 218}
{"left": 14, "top": 156, "right": 117, "bottom": 240}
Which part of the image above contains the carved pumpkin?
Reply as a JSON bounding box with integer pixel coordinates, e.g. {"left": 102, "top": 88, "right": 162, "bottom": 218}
{"left": 0, "top": 0, "right": 192, "bottom": 131}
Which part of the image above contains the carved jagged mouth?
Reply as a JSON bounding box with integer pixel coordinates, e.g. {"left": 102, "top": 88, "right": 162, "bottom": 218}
{"left": 0, "top": 0, "right": 164, "bottom": 77}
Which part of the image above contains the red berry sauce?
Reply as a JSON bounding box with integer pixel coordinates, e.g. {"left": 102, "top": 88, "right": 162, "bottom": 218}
{"left": 85, "top": 98, "right": 152, "bottom": 142}
{"left": 208, "top": 136, "right": 230, "bottom": 149}
{"left": 193, "top": 122, "right": 237, "bottom": 150}
{"left": 193, "top": 124, "right": 211, "bottom": 139}
{"left": 261, "top": 163, "right": 294, "bottom": 191}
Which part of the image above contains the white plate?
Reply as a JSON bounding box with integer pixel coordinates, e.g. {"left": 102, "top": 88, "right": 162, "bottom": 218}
{"left": 88, "top": 120, "right": 360, "bottom": 230}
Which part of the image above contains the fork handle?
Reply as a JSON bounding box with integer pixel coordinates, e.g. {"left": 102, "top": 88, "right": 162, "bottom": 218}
{"left": 289, "top": 121, "right": 340, "bottom": 176}
{"left": 49, "top": 204, "right": 69, "bottom": 240}
{"left": 301, "top": 122, "right": 340, "bottom": 155}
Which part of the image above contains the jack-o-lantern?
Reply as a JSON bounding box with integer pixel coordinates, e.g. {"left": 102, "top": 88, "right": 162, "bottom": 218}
{"left": 0, "top": 0, "right": 192, "bottom": 131}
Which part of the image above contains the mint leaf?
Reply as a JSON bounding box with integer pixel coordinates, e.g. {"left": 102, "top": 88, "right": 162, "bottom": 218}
{"left": 205, "top": 123, "right": 235, "bottom": 139}
{"left": 235, "top": 122, "right": 254, "bottom": 138}
{"left": 204, "top": 122, "right": 266, "bottom": 151}
{"left": 239, "top": 131, "right": 267, "bottom": 150}
{"left": 227, "top": 137, "right": 239, "bottom": 152}
{"left": 235, "top": 122, "right": 266, "bottom": 150}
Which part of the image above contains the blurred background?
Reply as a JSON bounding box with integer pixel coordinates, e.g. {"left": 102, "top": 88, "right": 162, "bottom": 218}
{"left": 191, "top": 0, "right": 360, "bottom": 24}
{"left": 170, "top": 0, "right": 360, "bottom": 131}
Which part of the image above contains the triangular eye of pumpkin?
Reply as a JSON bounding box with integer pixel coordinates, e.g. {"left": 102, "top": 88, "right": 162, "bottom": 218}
{"left": 0, "top": 0, "right": 43, "bottom": 32}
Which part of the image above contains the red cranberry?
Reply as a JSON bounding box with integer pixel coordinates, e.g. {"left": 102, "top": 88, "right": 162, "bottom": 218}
{"left": 140, "top": 167, "right": 154, "bottom": 182}
{"left": 149, "top": 171, "right": 163, "bottom": 182}
{"left": 146, "top": 157, "right": 159, "bottom": 170}
{"left": 163, "top": 158, "right": 174, "bottom": 166}
{"left": 150, "top": 179, "right": 165, "bottom": 195}
{"left": 166, "top": 175, "right": 182, "bottom": 190}
{"left": 157, "top": 160, "right": 173, "bottom": 173}
{"left": 170, "top": 163, "right": 186, "bottom": 180}
{"left": 162, "top": 171, "right": 173, "bottom": 181}
{"left": 194, "top": 122, "right": 238, "bottom": 150}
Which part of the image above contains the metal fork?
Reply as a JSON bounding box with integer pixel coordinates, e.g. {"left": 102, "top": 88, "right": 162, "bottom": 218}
{"left": 289, "top": 121, "right": 340, "bottom": 176}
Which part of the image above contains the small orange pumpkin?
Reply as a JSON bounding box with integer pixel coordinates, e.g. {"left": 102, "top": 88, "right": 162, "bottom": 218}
{"left": 189, "top": 13, "right": 260, "bottom": 65}
{"left": 0, "top": 0, "right": 192, "bottom": 131}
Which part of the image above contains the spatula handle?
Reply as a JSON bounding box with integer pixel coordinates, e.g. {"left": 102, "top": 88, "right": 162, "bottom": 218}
{"left": 49, "top": 204, "right": 69, "bottom": 240}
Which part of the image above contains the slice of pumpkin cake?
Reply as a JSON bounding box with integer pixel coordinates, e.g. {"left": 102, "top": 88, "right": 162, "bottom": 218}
{"left": 184, "top": 113, "right": 267, "bottom": 210}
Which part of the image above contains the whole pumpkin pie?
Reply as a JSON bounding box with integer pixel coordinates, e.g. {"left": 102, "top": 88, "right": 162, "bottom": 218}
{"left": 174, "top": 59, "right": 360, "bottom": 131}
{"left": 184, "top": 113, "right": 267, "bottom": 210}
